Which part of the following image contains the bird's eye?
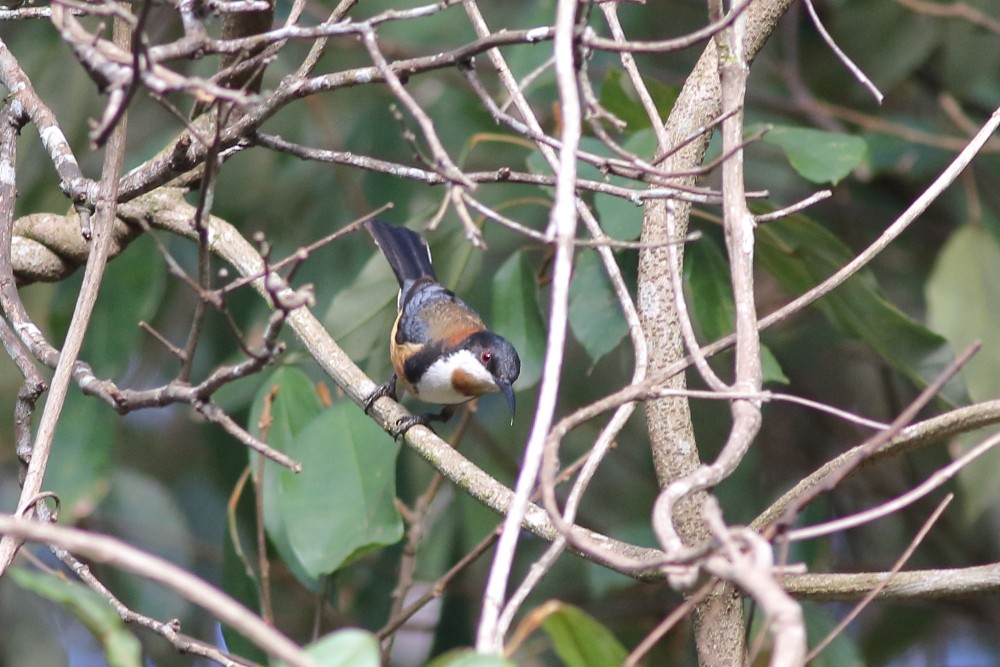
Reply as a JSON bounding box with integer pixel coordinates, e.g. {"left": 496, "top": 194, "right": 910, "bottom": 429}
{"left": 480, "top": 350, "right": 492, "bottom": 364}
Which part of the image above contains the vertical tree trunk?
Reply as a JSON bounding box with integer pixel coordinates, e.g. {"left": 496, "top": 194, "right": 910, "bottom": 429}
{"left": 637, "top": 3, "right": 794, "bottom": 664}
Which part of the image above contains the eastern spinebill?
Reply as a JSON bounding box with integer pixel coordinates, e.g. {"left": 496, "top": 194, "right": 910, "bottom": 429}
{"left": 363, "top": 219, "right": 521, "bottom": 435}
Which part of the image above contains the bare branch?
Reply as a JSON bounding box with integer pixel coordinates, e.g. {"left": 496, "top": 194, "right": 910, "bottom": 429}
{"left": 0, "top": 516, "right": 319, "bottom": 667}
{"left": 0, "top": 15, "right": 132, "bottom": 577}
{"left": 803, "top": 0, "right": 883, "bottom": 103}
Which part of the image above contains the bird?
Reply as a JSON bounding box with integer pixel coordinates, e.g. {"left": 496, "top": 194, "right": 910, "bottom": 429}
{"left": 363, "top": 219, "right": 521, "bottom": 436}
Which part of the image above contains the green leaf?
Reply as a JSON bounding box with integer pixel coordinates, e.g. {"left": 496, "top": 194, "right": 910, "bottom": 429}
{"left": 249, "top": 366, "right": 325, "bottom": 444}
{"left": 926, "top": 224, "right": 1000, "bottom": 522}
{"left": 568, "top": 250, "right": 628, "bottom": 365}
{"left": 9, "top": 568, "right": 142, "bottom": 667}
{"left": 685, "top": 238, "right": 787, "bottom": 384}
{"left": 757, "top": 213, "right": 961, "bottom": 403}
{"left": 493, "top": 252, "right": 546, "bottom": 390}
{"left": 684, "top": 237, "right": 736, "bottom": 341}
{"left": 540, "top": 602, "right": 628, "bottom": 667}
{"left": 279, "top": 629, "right": 379, "bottom": 667}
{"left": 599, "top": 68, "right": 677, "bottom": 133}
{"left": 942, "top": 11, "right": 1000, "bottom": 106}
{"left": 428, "top": 650, "right": 517, "bottom": 667}
{"left": 763, "top": 126, "right": 868, "bottom": 185}
{"left": 277, "top": 402, "right": 402, "bottom": 577}
{"left": 926, "top": 224, "right": 1000, "bottom": 403}
{"left": 249, "top": 366, "right": 325, "bottom": 589}
{"left": 800, "top": 602, "right": 864, "bottom": 667}
{"left": 593, "top": 190, "right": 642, "bottom": 241}
{"left": 323, "top": 248, "right": 399, "bottom": 375}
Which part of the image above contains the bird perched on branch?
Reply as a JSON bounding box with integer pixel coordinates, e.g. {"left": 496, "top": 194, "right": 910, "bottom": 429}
{"left": 363, "top": 219, "right": 521, "bottom": 436}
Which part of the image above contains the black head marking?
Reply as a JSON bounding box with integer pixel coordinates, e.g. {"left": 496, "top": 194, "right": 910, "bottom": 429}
{"left": 460, "top": 330, "right": 520, "bottom": 416}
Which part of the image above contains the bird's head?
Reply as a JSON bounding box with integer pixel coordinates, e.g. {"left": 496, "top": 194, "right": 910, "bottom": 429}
{"left": 460, "top": 331, "right": 521, "bottom": 419}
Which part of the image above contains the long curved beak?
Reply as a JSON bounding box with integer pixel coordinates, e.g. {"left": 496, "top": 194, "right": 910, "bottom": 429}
{"left": 497, "top": 378, "right": 516, "bottom": 424}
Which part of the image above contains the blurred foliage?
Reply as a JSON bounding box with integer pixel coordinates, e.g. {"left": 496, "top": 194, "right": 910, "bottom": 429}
{"left": 537, "top": 602, "right": 629, "bottom": 667}
{"left": 2, "top": 0, "right": 1000, "bottom": 666}
{"left": 278, "top": 629, "right": 380, "bottom": 667}
{"left": 9, "top": 567, "right": 143, "bottom": 667}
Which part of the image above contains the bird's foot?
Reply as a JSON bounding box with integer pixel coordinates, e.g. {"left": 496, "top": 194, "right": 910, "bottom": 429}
{"left": 390, "top": 413, "right": 433, "bottom": 440}
{"left": 364, "top": 375, "right": 398, "bottom": 415}
{"left": 390, "top": 405, "right": 456, "bottom": 440}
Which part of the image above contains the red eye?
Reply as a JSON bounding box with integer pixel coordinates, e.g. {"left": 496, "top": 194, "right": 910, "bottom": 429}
{"left": 481, "top": 350, "right": 492, "bottom": 364}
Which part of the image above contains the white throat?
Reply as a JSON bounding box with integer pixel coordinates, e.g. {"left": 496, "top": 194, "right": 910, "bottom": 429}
{"left": 413, "top": 349, "right": 496, "bottom": 404}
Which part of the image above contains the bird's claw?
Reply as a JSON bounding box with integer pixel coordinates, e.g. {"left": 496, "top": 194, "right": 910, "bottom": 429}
{"left": 391, "top": 414, "right": 432, "bottom": 440}
{"left": 364, "top": 376, "right": 398, "bottom": 415}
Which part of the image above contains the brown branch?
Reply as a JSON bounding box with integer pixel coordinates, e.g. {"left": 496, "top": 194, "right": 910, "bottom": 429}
{"left": 765, "top": 342, "right": 979, "bottom": 539}
{"left": 0, "top": 14, "right": 133, "bottom": 577}
{"left": 0, "top": 34, "right": 92, "bottom": 226}
{"left": 0, "top": 104, "right": 47, "bottom": 470}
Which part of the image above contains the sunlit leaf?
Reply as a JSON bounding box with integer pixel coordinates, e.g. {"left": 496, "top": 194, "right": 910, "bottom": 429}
{"left": 9, "top": 568, "right": 142, "bottom": 667}
{"left": 763, "top": 126, "right": 868, "bottom": 185}
{"left": 493, "top": 252, "right": 546, "bottom": 390}
{"left": 926, "top": 224, "right": 1000, "bottom": 403}
{"left": 568, "top": 249, "right": 628, "bottom": 365}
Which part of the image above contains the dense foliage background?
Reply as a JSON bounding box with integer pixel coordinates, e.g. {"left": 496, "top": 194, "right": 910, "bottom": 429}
{"left": 2, "top": 0, "right": 1000, "bottom": 665}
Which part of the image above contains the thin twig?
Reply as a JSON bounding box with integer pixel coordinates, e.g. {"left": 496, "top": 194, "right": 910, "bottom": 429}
{"left": 381, "top": 408, "right": 473, "bottom": 661}
{"left": 803, "top": 0, "right": 883, "bottom": 103}
{"left": 0, "top": 14, "right": 132, "bottom": 576}
{"left": 768, "top": 342, "right": 979, "bottom": 538}
{"left": 624, "top": 579, "right": 717, "bottom": 666}
{"left": 475, "top": 0, "right": 582, "bottom": 650}
{"left": 0, "top": 516, "right": 318, "bottom": 667}
{"left": 788, "top": 431, "right": 1000, "bottom": 542}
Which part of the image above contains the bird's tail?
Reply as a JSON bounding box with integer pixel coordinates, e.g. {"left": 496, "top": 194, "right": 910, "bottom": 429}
{"left": 365, "top": 219, "right": 437, "bottom": 285}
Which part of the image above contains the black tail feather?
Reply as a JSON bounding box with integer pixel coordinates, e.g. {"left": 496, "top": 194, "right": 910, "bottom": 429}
{"left": 365, "top": 219, "right": 436, "bottom": 285}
